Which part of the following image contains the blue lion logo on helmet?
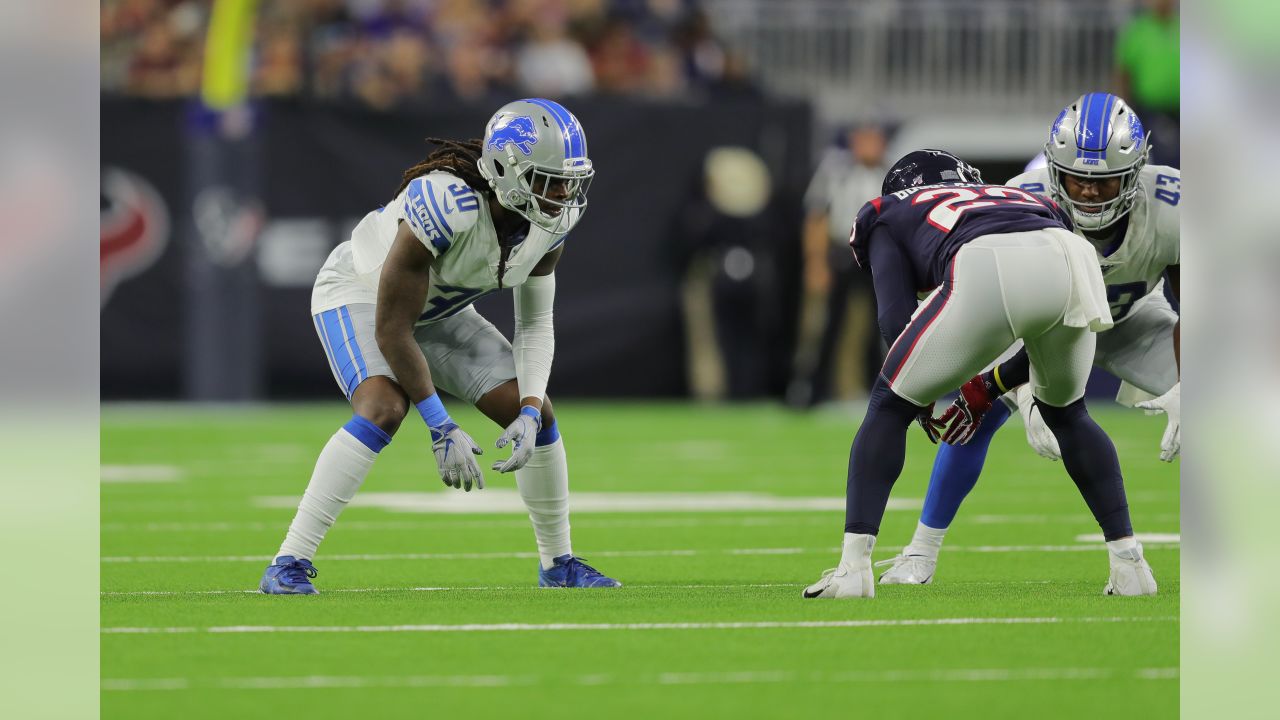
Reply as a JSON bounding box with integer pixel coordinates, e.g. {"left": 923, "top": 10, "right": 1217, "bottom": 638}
{"left": 487, "top": 114, "right": 539, "bottom": 156}
{"left": 1127, "top": 112, "right": 1146, "bottom": 144}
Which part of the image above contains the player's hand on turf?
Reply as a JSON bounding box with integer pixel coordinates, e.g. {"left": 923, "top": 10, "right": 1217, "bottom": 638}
{"left": 1135, "top": 382, "right": 1180, "bottom": 462}
{"left": 937, "top": 375, "right": 996, "bottom": 445}
{"left": 1015, "top": 386, "right": 1061, "bottom": 461}
{"left": 492, "top": 405, "right": 541, "bottom": 473}
{"left": 916, "top": 403, "right": 946, "bottom": 444}
{"left": 429, "top": 422, "right": 485, "bottom": 491}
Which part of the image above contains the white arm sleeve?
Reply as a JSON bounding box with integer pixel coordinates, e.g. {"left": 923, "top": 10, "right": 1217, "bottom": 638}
{"left": 513, "top": 273, "right": 556, "bottom": 403}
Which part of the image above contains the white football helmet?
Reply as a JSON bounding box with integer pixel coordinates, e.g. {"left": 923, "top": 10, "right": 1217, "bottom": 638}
{"left": 477, "top": 98, "right": 594, "bottom": 234}
{"left": 1044, "top": 92, "right": 1149, "bottom": 231}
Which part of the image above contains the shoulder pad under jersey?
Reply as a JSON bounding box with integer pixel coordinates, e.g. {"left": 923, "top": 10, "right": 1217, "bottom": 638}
{"left": 402, "top": 172, "right": 483, "bottom": 256}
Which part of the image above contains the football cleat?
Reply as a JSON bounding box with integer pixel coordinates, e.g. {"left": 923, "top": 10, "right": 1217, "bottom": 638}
{"left": 804, "top": 534, "right": 876, "bottom": 599}
{"left": 538, "top": 555, "right": 622, "bottom": 588}
{"left": 875, "top": 553, "right": 937, "bottom": 585}
{"left": 803, "top": 562, "right": 875, "bottom": 599}
{"left": 1103, "top": 543, "right": 1157, "bottom": 596}
{"left": 259, "top": 556, "right": 320, "bottom": 595}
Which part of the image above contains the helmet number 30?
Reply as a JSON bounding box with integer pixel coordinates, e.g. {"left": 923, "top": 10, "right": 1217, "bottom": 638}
{"left": 912, "top": 186, "right": 1044, "bottom": 232}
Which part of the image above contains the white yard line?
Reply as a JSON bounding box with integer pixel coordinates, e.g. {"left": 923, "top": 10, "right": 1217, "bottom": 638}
{"left": 98, "top": 516, "right": 841, "bottom": 533}
{"left": 101, "top": 582, "right": 803, "bottom": 597}
{"left": 1075, "top": 533, "right": 1181, "bottom": 544}
{"left": 100, "top": 465, "right": 184, "bottom": 483}
{"left": 100, "top": 542, "right": 1180, "bottom": 564}
{"left": 101, "top": 512, "right": 1179, "bottom": 533}
{"left": 102, "top": 666, "right": 1178, "bottom": 691}
{"left": 101, "top": 615, "right": 1176, "bottom": 635}
{"left": 102, "top": 579, "right": 1057, "bottom": 597}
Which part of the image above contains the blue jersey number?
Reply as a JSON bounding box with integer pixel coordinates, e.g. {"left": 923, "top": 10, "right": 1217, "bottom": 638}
{"left": 419, "top": 285, "right": 495, "bottom": 323}
{"left": 1107, "top": 281, "right": 1147, "bottom": 321}
{"left": 1154, "top": 174, "right": 1180, "bottom": 206}
{"left": 445, "top": 183, "right": 481, "bottom": 213}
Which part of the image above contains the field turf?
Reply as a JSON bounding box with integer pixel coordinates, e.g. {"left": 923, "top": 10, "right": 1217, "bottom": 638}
{"left": 101, "top": 402, "right": 1179, "bottom": 719}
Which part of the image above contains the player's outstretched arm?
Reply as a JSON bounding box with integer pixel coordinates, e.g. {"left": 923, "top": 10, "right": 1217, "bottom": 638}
{"left": 376, "top": 222, "right": 484, "bottom": 490}
{"left": 493, "top": 246, "right": 563, "bottom": 473}
{"left": 1134, "top": 266, "right": 1180, "bottom": 462}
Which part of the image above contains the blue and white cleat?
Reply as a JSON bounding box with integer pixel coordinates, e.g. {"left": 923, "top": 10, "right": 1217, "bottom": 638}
{"left": 259, "top": 556, "right": 320, "bottom": 595}
{"left": 538, "top": 554, "right": 622, "bottom": 588}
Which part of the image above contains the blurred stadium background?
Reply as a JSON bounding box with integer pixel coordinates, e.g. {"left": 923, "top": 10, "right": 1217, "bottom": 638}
{"left": 101, "top": 0, "right": 1178, "bottom": 405}
{"left": 97, "top": 2, "right": 1184, "bottom": 717}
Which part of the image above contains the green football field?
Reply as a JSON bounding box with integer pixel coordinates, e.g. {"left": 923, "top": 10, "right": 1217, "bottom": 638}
{"left": 101, "top": 402, "right": 1179, "bottom": 719}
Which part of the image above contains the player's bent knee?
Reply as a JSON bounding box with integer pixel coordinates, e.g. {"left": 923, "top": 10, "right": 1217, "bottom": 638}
{"left": 1033, "top": 396, "right": 1087, "bottom": 428}
{"left": 350, "top": 377, "right": 409, "bottom": 435}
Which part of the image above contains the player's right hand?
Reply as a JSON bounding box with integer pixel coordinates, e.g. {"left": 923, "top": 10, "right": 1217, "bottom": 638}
{"left": 1015, "top": 386, "right": 1061, "bottom": 461}
{"left": 429, "top": 422, "right": 485, "bottom": 491}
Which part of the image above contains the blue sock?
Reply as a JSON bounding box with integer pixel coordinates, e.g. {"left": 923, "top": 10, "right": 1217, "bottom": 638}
{"left": 919, "top": 401, "right": 1011, "bottom": 529}
{"left": 342, "top": 415, "right": 391, "bottom": 453}
{"left": 535, "top": 420, "right": 560, "bottom": 447}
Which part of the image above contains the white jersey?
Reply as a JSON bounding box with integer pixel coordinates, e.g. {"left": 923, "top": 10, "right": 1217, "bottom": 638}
{"left": 1006, "top": 164, "right": 1180, "bottom": 322}
{"left": 311, "top": 171, "right": 569, "bottom": 324}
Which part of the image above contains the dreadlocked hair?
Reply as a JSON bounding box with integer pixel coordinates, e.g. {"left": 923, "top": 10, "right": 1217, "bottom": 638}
{"left": 394, "top": 137, "right": 490, "bottom": 198}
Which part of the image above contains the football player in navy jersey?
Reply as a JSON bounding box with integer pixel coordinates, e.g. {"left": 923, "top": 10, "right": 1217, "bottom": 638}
{"left": 879, "top": 94, "right": 1180, "bottom": 587}
{"left": 802, "top": 149, "right": 1157, "bottom": 599}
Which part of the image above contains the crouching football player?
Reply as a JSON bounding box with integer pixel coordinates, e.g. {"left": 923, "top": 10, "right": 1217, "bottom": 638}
{"left": 803, "top": 149, "right": 1156, "bottom": 599}
{"left": 879, "top": 93, "right": 1178, "bottom": 588}
{"left": 260, "top": 99, "right": 621, "bottom": 594}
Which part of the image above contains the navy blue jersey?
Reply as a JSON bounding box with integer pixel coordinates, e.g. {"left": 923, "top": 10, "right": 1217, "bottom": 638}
{"left": 849, "top": 182, "right": 1073, "bottom": 346}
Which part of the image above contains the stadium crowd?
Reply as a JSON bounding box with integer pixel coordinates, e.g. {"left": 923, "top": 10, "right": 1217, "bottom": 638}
{"left": 100, "top": 0, "right": 755, "bottom": 107}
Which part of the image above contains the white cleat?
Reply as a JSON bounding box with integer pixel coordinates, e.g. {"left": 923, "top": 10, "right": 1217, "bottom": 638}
{"left": 875, "top": 553, "right": 936, "bottom": 585}
{"left": 803, "top": 533, "right": 875, "bottom": 599}
{"left": 1103, "top": 542, "right": 1157, "bottom": 596}
{"left": 803, "top": 562, "right": 875, "bottom": 599}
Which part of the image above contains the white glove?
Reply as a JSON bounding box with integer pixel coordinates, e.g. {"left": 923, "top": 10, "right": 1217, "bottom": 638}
{"left": 492, "top": 406, "right": 541, "bottom": 473}
{"left": 1015, "top": 385, "right": 1061, "bottom": 461}
{"left": 1135, "top": 382, "right": 1180, "bottom": 462}
{"left": 430, "top": 422, "right": 485, "bottom": 491}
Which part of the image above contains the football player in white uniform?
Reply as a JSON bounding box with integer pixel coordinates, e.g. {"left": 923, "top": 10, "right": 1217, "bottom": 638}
{"left": 260, "top": 99, "right": 621, "bottom": 593}
{"left": 879, "top": 93, "right": 1176, "bottom": 591}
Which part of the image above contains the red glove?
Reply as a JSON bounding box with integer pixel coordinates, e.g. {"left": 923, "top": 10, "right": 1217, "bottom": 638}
{"left": 938, "top": 375, "right": 996, "bottom": 445}
{"left": 916, "top": 402, "right": 947, "bottom": 444}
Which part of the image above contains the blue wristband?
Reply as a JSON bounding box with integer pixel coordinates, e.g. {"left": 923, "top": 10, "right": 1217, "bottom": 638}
{"left": 415, "top": 393, "right": 451, "bottom": 428}
{"left": 520, "top": 404, "right": 542, "bottom": 429}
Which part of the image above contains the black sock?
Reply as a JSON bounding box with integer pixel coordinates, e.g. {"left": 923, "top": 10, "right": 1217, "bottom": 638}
{"left": 1035, "top": 398, "right": 1133, "bottom": 540}
{"left": 844, "top": 378, "right": 923, "bottom": 535}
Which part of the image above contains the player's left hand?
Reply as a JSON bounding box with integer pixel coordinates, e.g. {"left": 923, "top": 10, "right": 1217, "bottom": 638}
{"left": 1135, "top": 382, "right": 1180, "bottom": 462}
{"left": 916, "top": 403, "right": 946, "bottom": 444}
{"left": 492, "top": 405, "right": 541, "bottom": 473}
{"left": 937, "top": 374, "right": 996, "bottom": 445}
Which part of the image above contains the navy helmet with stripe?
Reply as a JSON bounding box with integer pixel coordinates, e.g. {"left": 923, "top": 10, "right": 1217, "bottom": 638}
{"left": 1044, "top": 92, "right": 1149, "bottom": 231}
{"left": 477, "top": 98, "right": 593, "bottom": 234}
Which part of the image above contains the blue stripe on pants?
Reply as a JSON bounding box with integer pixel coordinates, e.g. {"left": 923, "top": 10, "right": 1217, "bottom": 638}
{"left": 313, "top": 313, "right": 347, "bottom": 395}
{"left": 338, "top": 306, "right": 368, "bottom": 389}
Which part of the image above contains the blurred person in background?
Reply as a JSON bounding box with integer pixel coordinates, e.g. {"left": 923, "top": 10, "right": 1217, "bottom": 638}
{"left": 788, "top": 123, "right": 890, "bottom": 408}
{"left": 672, "top": 147, "right": 785, "bottom": 400}
{"left": 1115, "top": 0, "right": 1179, "bottom": 167}
{"left": 260, "top": 99, "right": 621, "bottom": 594}
{"left": 589, "top": 14, "right": 651, "bottom": 94}
{"left": 879, "top": 94, "right": 1181, "bottom": 587}
{"left": 122, "top": 1, "right": 205, "bottom": 97}
{"left": 513, "top": 2, "right": 596, "bottom": 97}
